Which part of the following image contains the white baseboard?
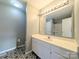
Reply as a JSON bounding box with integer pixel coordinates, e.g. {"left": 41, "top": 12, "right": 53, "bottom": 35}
{"left": 25, "top": 50, "right": 32, "bottom": 55}
{"left": 0, "top": 47, "right": 16, "bottom": 56}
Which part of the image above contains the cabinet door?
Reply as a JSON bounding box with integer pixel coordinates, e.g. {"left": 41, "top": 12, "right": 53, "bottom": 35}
{"left": 38, "top": 43, "right": 50, "bottom": 59}
{"left": 51, "top": 52, "right": 66, "bottom": 59}
{"left": 50, "top": 45, "right": 70, "bottom": 59}
{"left": 70, "top": 53, "right": 78, "bottom": 59}
{"left": 50, "top": 46, "right": 78, "bottom": 59}
{"left": 32, "top": 39, "right": 51, "bottom": 59}
{"left": 37, "top": 40, "right": 51, "bottom": 59}
{"left": 32, "top": 39, "right": 39, "bottom": 55}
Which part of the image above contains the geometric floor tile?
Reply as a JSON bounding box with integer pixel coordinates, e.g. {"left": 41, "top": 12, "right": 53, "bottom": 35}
{"left": 0, "top": 47, "right": 39, "bottom": 59}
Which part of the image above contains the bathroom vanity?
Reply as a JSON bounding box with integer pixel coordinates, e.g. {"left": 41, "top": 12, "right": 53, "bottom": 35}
{"left": 32, "top": 0, "right": 78, "bottom": 59}
{"left": 32, "top": 34, "right": 78, "bottom": 59}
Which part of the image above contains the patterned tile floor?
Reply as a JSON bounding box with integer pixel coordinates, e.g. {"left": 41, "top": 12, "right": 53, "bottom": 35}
{"left": 0, "top": 48, "right": 39, "bottom": 59}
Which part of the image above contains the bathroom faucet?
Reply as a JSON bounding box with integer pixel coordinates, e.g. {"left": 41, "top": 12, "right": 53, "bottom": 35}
{"left": 48, "top": 36, "right": 50, "bottom": 39}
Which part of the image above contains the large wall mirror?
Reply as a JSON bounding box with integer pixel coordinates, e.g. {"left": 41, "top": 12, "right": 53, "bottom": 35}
{"left": 39, "top": 0, "right": 74, "bottom": 38}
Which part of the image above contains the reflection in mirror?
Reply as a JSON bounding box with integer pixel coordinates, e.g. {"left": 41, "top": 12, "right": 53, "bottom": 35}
{"left": 44, "top": 5, "right": 74, "bottom": 38}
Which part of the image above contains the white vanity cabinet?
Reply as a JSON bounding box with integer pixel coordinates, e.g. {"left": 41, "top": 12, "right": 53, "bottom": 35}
{"left": 32, "top": 38, "right": 51, "bottom": 59}
{"left": 32, "top": 37, "right": 78, "bottom": 59}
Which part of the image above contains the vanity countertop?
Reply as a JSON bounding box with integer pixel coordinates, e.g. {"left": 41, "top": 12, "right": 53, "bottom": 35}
{"left": 32, "top": 34, "right": 78, "bottom": 53}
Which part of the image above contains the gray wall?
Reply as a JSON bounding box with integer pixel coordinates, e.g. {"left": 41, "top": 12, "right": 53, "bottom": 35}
{"left": 0, "top": 1, "right": 26, "bottom": 53}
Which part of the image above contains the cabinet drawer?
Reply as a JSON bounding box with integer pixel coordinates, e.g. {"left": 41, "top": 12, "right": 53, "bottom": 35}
{"left": 51, "top": 45, "right": 70, "bottom": 58}
{"left": 51, "top": 51, "right": 66, "bottom": 59}
{"left": 37, "top": 40, "right": 50, "bottom": 48}
{"left": 70, "top": 53, "right": 78, "bottom": 59}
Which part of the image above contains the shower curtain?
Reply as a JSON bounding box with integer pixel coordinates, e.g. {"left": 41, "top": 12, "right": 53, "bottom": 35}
{"left": 0, "top": 0, "right": 26, "bottom": 54}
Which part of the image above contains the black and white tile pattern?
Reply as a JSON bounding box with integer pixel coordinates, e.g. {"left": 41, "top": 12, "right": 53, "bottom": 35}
{"left": 0, "top": 48, "right": 39, "bottom": 59}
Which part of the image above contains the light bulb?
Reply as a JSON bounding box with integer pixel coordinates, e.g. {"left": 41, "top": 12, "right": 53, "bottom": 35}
{"left": 11, "top": 0, "right": 23, "bottom": 8}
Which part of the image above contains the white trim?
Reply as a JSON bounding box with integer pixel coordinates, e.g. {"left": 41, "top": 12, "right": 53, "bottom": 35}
{"left": 25, "top": 50, "right": 32, "bottom": 55}
{"left": 0, "top": 47, "right": 16, "bottom": 55}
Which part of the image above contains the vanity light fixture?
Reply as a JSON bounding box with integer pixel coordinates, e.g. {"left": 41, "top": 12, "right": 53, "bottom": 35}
{"left": 40, "top": 0, "right": 69, "bottom": 16}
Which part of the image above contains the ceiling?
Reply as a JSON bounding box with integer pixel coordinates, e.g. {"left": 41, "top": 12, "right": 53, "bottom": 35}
{"left": 27, "top": 0, "right": 54, "bottom": 9}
